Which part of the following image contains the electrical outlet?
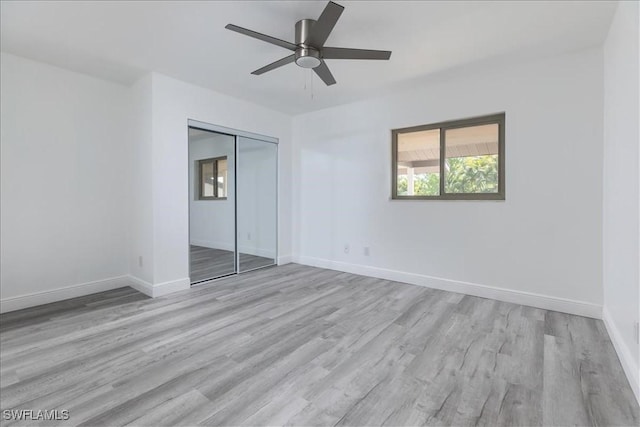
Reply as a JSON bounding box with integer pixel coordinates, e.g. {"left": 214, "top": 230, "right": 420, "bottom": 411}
{"left": 635, "top": 322, "right": 639, "bottom": 344}
{"left": 363, "top": 247, "right": 370, "bottom": 256}
{"left": 138, "top": 256, "right": 143, "bottom": 267}
{"left": 344, "top": 244, "right": 350, "bottom": 254}
{"left": 247, "top": 232, "right": 251, "bottom": 240}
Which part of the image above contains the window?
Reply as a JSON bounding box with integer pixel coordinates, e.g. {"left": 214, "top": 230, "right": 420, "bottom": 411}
{"left": 392, "top": 113, "right": 505, "bottom": 200}
{"left": 197, "top": 156, "right": 228, "bottom": 200}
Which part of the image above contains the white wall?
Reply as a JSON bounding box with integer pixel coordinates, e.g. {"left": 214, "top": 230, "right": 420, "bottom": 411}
{"left": 0, "top": 52, "right": 131, "bottom": 308}
{"left": 602, "top": 0, "right": 640, "bottom": 401}
{"left": 189, "top": 133, "right": 236, "bottom": 251}
{"left": 148, "top": 73, "right": 292, "bottom": 288}
{"left": 128, "top": 74, "right": 154, "bottom": 284}
{"left": 0, "top": 60, "right": 291, "bottom": 305}
{"left": 292, "top": 48, "right": 604, "bottom": 317}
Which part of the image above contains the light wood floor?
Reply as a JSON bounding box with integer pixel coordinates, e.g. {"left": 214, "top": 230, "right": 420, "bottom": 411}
{"left": 0, "top": 264, "right": 638, "bottom": 426}
{"left": 189, "top": 245, "right": 274, "bottom": 283}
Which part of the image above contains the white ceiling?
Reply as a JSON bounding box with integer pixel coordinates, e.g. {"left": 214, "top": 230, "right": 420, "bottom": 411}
{"left": 1, "top": 1, "right": 617, "bottom": 114}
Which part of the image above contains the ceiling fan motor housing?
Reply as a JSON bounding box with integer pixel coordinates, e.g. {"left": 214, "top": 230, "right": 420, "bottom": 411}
{"left": 295, "top": 19, "right": 321, "bottom": 68}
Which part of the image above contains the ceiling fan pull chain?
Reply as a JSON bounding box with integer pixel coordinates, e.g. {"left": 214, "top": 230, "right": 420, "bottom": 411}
{"left": 303, "top": 67, "right": 307, "bottom": 91}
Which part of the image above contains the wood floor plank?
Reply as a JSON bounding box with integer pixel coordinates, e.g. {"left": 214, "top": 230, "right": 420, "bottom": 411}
{"left": 0, "top": 264, "right": 638, "bottom": 427}
{"left": 543, "top": 334, "right": 591, "bottom": 426}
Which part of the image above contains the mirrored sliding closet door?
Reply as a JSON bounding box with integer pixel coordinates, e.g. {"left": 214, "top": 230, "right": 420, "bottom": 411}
{"left": 236, "top": 136, "right": 277, "bottom": 272}
{"left": 188, "top": 128, "right": 236, "bottom": 282}
{"left": 188, "top": 124, "right": 277, "bottom": 284}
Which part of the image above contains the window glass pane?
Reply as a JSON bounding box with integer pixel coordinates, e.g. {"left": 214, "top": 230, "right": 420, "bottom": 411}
{"left": 217, "top": 158, "right": 227, "bottom": 198}
{"left": 444, "top": 124, "right": 499, "bottom": 194}
{"left": 201, "top": 161, "right": 215, "bottom": 197}
{"left": 397, "top": 128, "right": 440, "bottom": 196}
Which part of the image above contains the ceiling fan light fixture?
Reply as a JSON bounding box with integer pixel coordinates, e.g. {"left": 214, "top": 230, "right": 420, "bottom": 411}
{"left": 295, "top": 56, "right": 321, "bottom": 69}
{"left": 295, "top": 48, "right": 321, "bottom": 69}
{"left": 225, "top": 1, "right": 392, "bottom": 86}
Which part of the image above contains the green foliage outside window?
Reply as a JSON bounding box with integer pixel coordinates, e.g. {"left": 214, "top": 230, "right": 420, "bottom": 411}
{"left": 397, "top": 173, "right": 439, "bottom": 196}
{"left": 446, "top": 155, "right": 498, "bottom": 193}
{"left": 397, "top": 155, "right": 498, "bottom": 196}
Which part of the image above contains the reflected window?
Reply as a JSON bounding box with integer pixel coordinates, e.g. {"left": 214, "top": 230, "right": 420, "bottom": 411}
{"left": 197, "top": 156, "right": 228, "bottom": 200}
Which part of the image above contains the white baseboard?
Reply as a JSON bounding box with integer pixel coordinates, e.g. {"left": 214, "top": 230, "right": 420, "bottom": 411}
{"left": 154, "top": 277, "right": 191, "bottom": 297}
{"left": 294, "top": 256, "right": 602, "bottom": 319}
{"left": 0, "top": 276, "right": 131, "bottom": 314}
{"left": 602, "top": 307, "right": 640, "bottom": 405}
{"left": 127, "top": 275, "right": 154, "bottom": 297}
{"left": 127, "top": 275, "right": 190, "bottom": 298}
{"left": 277, "top": 254, "right": 293, "bottom": 265}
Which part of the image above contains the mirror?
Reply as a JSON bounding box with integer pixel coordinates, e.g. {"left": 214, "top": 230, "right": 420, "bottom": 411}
{"left": 188, "top": 128, "right": 236, "bottom": 282}
{"left": 237, "top": 136, "right": 277, "bottom": 272}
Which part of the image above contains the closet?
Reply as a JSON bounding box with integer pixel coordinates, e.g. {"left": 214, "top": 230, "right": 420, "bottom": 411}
{"left": 187, "top": 121, "right": 277, "bottom": 284}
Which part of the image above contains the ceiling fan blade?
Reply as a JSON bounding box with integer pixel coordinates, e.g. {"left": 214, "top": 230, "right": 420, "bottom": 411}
{"left": 306, "top": 1, "right": 344, "bottom": 48}
{"left": 225, "top": 24, "right": 297, "bottom": 51}
{"left": 322, "top": 47, "right": 392, "bottom": 60}
{"left": 313, "top": 61, "right": 336, "bottom": 86}
{"left": 251, "top": 54, "right": 296, "bottom": 75}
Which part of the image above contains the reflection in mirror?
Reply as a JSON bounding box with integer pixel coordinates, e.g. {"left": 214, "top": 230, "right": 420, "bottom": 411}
{"left": 237, "top": 137, "right": 277, "bottom": 272}
{"left": 189, "top": 128, "right": 236, "bottom": 282}
{"left": 201, "top": 160, "right": 215, "bottom": 198}
{"left": 198, "top": 156, "right": 228, "bottom": 199}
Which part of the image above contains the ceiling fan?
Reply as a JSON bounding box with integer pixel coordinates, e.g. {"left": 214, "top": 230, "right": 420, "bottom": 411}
{"left": 225, "top": 1, "right": 392, "bottom": 86}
